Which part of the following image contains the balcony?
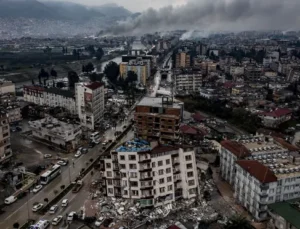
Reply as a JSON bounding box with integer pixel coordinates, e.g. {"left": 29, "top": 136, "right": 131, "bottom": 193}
{"left": 140, "top": 184, "right": 153, "bottom": 190}
{"left": 139, "top": 157, "right": 151, "bottom": 163}
{"left": 172, "top": 159, "right": 179, "bottom": 166}
{"left": 173, "top": 168, "right": 180, "bottom": 174}
{"left": 173, "top": 175, "right": 181, "bottom": 182}
{"left": 113, "top": 166, "right": 119, "bottom": 171}
{"left": 140, "top": 176, "right": 153, "bottom": 181}
{"left": 139, "top": 166, "right": 152, "bottom": 172}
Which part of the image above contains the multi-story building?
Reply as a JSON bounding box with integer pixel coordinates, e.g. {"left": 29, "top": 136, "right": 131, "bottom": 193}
{"left": 175, "top": 52, "right": 190, "bottom": 68}
{"left": 220, "top": 135, "right": 300, "bottom": 221}
{"left": 259, "top": 108, "right": 292, "bottom": 128}
{"left": 0, "top": 80, "right": 15, "bottom": 95}
{"left": 134, "top": 97, "right": 183, "bottom": 143}
{"left": 100, "top": 139, "right": 199, "bottom": 207}
{"left": 23, "top": 86, "right": 76, "bottom": 115}
{"left": 230, "top": 65, "right": 244, "bottom": 76}
{"left": 120, "top": 58, "right": 150, "bottom": 86}
{"left": 28, "top": 116, "right": 82, "bottom": 149}
{"left": 0, "top": 110, "right": 12, "bottom": 164}
{"left": 244, "top": 65, "right": 263, "bottom": 81}
{"left": 175, "top": 73, "right": 202, "bottom": 93}
{"left": 75, "top": 82, "right": 105, "bottom": 130}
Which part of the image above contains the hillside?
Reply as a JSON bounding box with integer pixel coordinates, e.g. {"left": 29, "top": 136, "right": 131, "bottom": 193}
{"left": 95, "top": 3, "right": 132, "bottom": 18}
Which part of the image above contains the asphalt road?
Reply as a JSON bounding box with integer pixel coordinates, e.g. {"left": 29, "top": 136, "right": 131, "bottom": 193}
{"left": 1, "top": 114, "right": 133, "bottom": 229}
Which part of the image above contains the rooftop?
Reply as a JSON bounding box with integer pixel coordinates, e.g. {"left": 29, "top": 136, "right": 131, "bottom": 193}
{"left": 45, "top": 87, "right": 74, "bottom": 98}
{"left": 137, "top": 97, "right": 182, "bottom": 109}
{"left": 260, "top": 108, "right": 292, "bottom": 118}
{"left": 269, "top": 198, "right": 300, "bottom": 229}
{"left": 115, "top": 139, "right": 151, "bottom": 152}
{"left": 85, "top": 81, "right": 104, "bottom": 90}
{"left": 236, "top": 160, "right": 277, "bottom": 184}
{"left": 221, "top": 140, "right": 251, "bottom": 158}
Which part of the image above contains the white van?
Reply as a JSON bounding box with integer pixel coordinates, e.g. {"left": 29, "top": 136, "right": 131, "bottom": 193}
{"left": 5, "top": 196, "right": 17, "bottom": 205}
{"left": 29, "top": 220, "right": 50, "bottom": 229}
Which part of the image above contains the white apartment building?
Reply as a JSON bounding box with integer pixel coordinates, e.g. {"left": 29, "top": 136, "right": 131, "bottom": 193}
{"left": 100, "top": 140, "right": 199, "bottom": 208}
{"left": 28, "top": 116, "right": 82, "bottom": 149}
{"left": 0, "top": 110, "right": 12, "bottom": 164}
{"left": 75, "top": 82, "right": 104, "bottom": 130}
{"left": 220, "top": 135, "right": 300, "bottom": 221}
{"left": 175, "top": 73, "right": 202, "bottom": 93}
{"left": 23, "top": 86, "right": 76, "bottom": 115}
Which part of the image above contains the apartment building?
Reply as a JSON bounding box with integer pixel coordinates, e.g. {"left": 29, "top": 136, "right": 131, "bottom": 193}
{"left": 220, "top": 135, "right": 300, "bottom": 221}
{"left": 0, "top": 110, "right": 12, "bottom": 164}
{"left": 244, "top": 65, "right": 263, "bottom": 81}
{"left": 23, "top": 86, "right": 76, "bottom": 114}
{"left": 28, "top": 116, "right": 82, "bottom": 149}
{"left": 75, "top": 82, "right": 104, "bottom": 130}
{"left": 100, "top": 139, "right": 199, "bottom": 207}
{"left": 175, "top": 73, "right": 202, "bottom": 94}
{"left": 175, "top": 52, "right": 190, "bottom": 68}
{"left": 0, "top": 80, "right": 15, "bottom": 95}
{"left": 134, "top": 97, "right": 183, "bottom": 143}
{"left": 259, "top": 108, "right": 292, "bottom": 128}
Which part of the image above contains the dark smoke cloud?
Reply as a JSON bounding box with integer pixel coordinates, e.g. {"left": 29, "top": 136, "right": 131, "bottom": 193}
{"left": 103, "top": 0, "right": 300, "bottom": 35}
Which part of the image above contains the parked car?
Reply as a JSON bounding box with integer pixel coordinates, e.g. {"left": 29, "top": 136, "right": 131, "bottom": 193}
{"left": 61, "top": 199, "right": 68, "bottom": 207}
{"left": 74, "top": 151, "right": 82, "bottom": 158}
{"left": 89, "top": 142, "right": 95, "bottom": 148}
{"left": 32, "top": 185, "right": 43, "bottom": 193}
{"left": 32, "top": 203, "right": 44, "bottom": 212}
{"left": 102, "top": 140, "right": 108, "bottom": 146}
{"left": 44, "top": 154, "right": 52, "bottom": 159}
{"left": 67, "top": 211, "right": 77, "bottom": 222}
{"left": 81, "top": 148, "right": 88, "bottom": 154}
{"left": 95, "top": 217, "right": 105, "bottom": 227}
{"left": 52, "top": 215, "right": 63, "bottom": 225}
{"left": 4, "top": 196, "right": 17, "bottom": 205}
{"left": 49, "top": 204, "right": 58, "bottom": 214}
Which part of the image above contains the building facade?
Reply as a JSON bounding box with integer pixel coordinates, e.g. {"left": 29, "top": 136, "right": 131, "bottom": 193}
{"left": 28, "top": 116, "right": 82, "bottom": 149}
{"left": 259, "top": 108, "right": 292, "bottom": 128}
{"left": 0, "top": 111, "right": 12, "bottom": 164}
{"left": 134, "top": 97, "right": 183, "bottom": 143}
{"left": 175, "top": 52, "right": 190, "bottom": 68}
{"left": 175, "top": 73, "right": 202, "bottom": 94}
{"left": 100, "top": 139, "right": 199, "bottom": 207}
{"left": 23, "top": 85, "right": 45, "bottom": 105}
{"left": 75, "top": 82, "right": 105, "bottom": 130}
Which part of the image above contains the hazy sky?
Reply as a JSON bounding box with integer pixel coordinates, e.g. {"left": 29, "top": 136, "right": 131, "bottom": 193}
{"left": 62, "top": 0, "right": 187, "bottom": 12}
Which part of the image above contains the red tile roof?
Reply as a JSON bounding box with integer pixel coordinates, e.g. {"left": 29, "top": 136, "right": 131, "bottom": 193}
{"left": 221, "top": 140, "right": 251, "bottom": 158}
{"left": 260, "top": 108, "right": 292, "bottom": 118}
{"left": 192, "top": 112, "right": 206, "bottom": 122}
{"left": 85, "top": 82, "right": 104, "bottom": 90}
{"left": 273, "top": 137, "right": 299, "bottom": 151}
{"left": 236, "top": 160, "right": 277, "bottom": 184}
{"left": 180, "top": 125, "right": 198, "bottom": 135}
{"left": 23, "top": 85, "right": 45, "bottom": 91}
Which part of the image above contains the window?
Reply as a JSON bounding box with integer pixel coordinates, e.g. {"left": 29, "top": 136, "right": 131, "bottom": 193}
{"left": 185, "top": 155, "right": 192, "bottom": 161}
{"left": 106, "top": 163, "right": 111, "bottom": 169}
{"left": 189, "top": 188, "right": 196, "bottom": 195}
{"left": 166, "top": 159, "right": 170, "bottom": 165}
{"left": 186, "top": 163, "right": 193, "bottom": 169}
{"left": 129, "top": 164, "right": 137, "bottom": 169}
{"left": 188, "top": 180, "right": 195, "bottom": 186}
{"left": 167, "top": 176, "right": 172, "bottom": 182}
{"left": 129, "top": 155, "right": 136, "bottom": 160}
{"left": 132, "top": 190, "right": 139, "bottom": 196}
{"left": 152, "top": 162, "right": 155, "bottom": 168}
{"left": 269, "top": 197, "right": 274, "bottom": 201}
{"left": 121, "top": 173, "right": 127, "bottom": 178}
{"left": 168, "top": 185, "right": 173, "bottom": 191}
{"left": 187, "top": 172, "right": 194, "bottom": 177}
{"left": 120, "top": 155, "right": 125, "bottom": 160}
{"left": 108, "top": 188, "right": 113, "bottom": 194}
{"left": 159, "top": 169, "right": 164, "bottom": 175}
{"left": 130, "top": 181, "right": 138, "bottom": 187}
{"left": 107, "top": 171, "right": 112, "bottom": 177}
{"left": 166, "top": 168, "right": 171, "bottom": 174}
{"left": 160, "top": 187, "right": 165, "bottom": 193}
{"left": 120, "top": 164, "right": 126, "bottom": 169}
{"left": 159, "top": 178, "right": 164, "bottom": 184}
{"left": 123, "top": 190, "right": 128, "bottom": 195}
{"left": 107, "top": 180, "right": 113, "bottom": 185}
{"left": 158, "top": 161, "right": 163, "bottom": 166}
{"left": 130, "top": 172, "right": 137, "bottom": 178}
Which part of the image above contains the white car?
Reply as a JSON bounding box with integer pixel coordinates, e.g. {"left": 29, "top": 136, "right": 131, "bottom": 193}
{"left": 32, "top": 185, "right": 43, "bottom": 193}
{"left": 67, "top": 211, "right": 77, "bottom": 221}
{"left": 4, "top": 196, "right": 17, "bottom": 205}
{"left": 49, "top": 204, "right": 58, "bottom": 214}
{"left": 95, "top": 217, "right": 104, "bottom": 227}
{"left": 61, "top": 199, "right": 68, "bottom": 207}
{"left": 102, "top": 140, "right": 108, "bottom": 145}
{"left": 57, "top": 160, "right": 68, "bottom": 166}
{"left": 74, "top": 151, "right": 82, "bottom": 158}
{"left": 32, "top": 203, "right": 43, "bottom": 212}
{"left": 52, "top": 215, "right": 63, "bottom": 225}
{"left": 44, "top": 154, "right": 52, "bottom": 159}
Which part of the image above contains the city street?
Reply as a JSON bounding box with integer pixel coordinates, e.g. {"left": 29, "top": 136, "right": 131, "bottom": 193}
{"left": 1, "top": 113, "right": 133, "bottom": 229}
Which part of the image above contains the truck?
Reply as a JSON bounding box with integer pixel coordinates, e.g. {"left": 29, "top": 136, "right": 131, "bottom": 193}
{"left": 72, "top": 180, "right": 83, "bottom": 193}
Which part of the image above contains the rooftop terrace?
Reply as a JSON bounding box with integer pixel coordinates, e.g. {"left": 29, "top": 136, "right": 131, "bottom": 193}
{"left": 115, "top": 139, "right": 152, "bottom": 152}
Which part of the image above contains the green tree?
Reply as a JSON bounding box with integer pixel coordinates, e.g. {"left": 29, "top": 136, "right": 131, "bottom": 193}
{"left": 67, "top": 71, "right": 79, "bottom": 89}
{"left": 85, "top": 62, "right": 94, "bottom": 73}
{"left": 85, "top": 45, "right": 95, "bottom": 56}
{"left": 126, "top": 71, "right": 138, "bottom": 84}
{"left": 13, "top": 222, "right": 20, "bottom": 229}
{"left": 104, "top": 61, "right": 119, "bottom": 83}
{"left": 95, "top": 47, "right": 104, "bottom": 61}
{"left": 50, "top": 68, "right": 57, "bottom": 78}
{"left": 44, "top": 198, "right": 49, "bottom": 203}
{"left": 224, "top": 215, "right": 253, "bottom": 229}
{"left": 56, "top": 82, "right": 65, "bottom": 88}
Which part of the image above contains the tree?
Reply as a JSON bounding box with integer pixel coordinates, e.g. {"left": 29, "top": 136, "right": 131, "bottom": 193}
{"left": 50, "top": 68, "right": 57, "bottom": 78}
{"left": 13, "top": 222, "right": 20, "bottom": 229}
{"left": 95, "top": 47, "right": 104, "bottom": 61}
{"left": 56, "top": 82, "right": 65, "bottom": 88}
{"left": 67, "top": 71, "right": 79, "bottom": 88}
{"left": 82, "top": 65, "right": 86, "bottom": 73}
{"left": 104, "top": 61, "right": 119, "bottom": 83}
{"left": 53, "top": 190, "right": 58, "bottom": 195}
{"left": 44, "top": 198, "right": 49, "bottom": 203}
{"left": 38, "top": 68, "right": 49, "bottom": 84}
{"left": 85, "top": 62, "right": 94, "bottom": 73}
{"left": 126, "top": 71, "right": 138, "bottom": 85}
{"left": 85, "top": 45, "right": 95, "bottom": 56}
{"left": 60, "top": 185, "right": 65, "bottom": 190}
{"left": 89, "top": 73, "right": 102, "bottom": 82}
{"left": 224, "top": 215, "right": 253, "bottom": 229}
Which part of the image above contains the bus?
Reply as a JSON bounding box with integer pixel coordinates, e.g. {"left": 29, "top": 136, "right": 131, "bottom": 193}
{"left": 40, "top": 165, "right": 61, "bottom": 185}
{"left": 90, "top": 132, "right": 100, "bottom": 142}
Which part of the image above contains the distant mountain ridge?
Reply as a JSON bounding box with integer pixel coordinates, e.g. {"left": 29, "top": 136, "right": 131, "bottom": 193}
{"left": 0, "top": 0, "right": 132, "bottom": 20}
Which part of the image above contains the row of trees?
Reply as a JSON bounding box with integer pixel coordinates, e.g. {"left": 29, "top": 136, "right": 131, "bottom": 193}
{"left": 228, "top": 48, "right": 267, "bottom": 63}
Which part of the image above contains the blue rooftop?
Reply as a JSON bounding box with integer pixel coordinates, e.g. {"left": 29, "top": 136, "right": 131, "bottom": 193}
{"left": 115, "top": 138, "right": 151, "bottom": 152}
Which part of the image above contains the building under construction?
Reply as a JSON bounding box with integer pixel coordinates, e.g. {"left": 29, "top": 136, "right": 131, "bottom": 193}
{"left": 134, "top": 97, "right": 183, "bottom": 143}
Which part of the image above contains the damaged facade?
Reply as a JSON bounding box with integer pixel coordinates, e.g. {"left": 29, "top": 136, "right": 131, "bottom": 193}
{"left": 100, "top": 139, "right": 199, "bottom": 208}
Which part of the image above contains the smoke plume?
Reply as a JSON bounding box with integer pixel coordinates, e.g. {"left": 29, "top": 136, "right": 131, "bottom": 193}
{"left": 103, "top": 0, "right": 300, "bottom": 35}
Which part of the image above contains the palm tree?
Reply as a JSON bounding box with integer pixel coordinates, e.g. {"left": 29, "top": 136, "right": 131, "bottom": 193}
{"left": 13, "top": 222, "right": 20, "bottom": 229}
{"left": 224, "top": 215, "right": 253, "bottom": 229}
